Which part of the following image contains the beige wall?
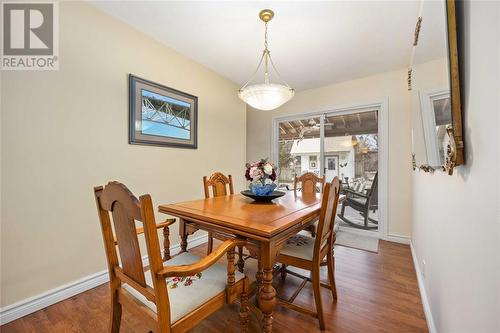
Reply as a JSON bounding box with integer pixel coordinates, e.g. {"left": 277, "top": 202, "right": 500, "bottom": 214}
{"left": 0, "top": 2, "right": 246, "bottom": 307}
{"left": 412, "top": 2, "right": 500, "bottom": 332}
{"left": 247, "top": 68, "right": 412, "bottom": 237}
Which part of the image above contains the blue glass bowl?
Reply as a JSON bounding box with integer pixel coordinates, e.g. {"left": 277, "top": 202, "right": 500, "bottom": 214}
{"left": 250, "top": 183, "right": 277, "bottom": 196}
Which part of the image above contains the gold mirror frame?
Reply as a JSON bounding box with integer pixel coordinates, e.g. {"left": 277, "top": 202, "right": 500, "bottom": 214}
{"left": 443, "top": 0, "right": 464, "bottom": 175}
{"left": 409, "top": 0, "right": 464, "bottom": 175}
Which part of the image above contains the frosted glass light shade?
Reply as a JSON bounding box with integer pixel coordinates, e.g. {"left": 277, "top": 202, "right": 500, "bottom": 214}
{"left": 238, "top": 83, "right": 294, "bottom": 111}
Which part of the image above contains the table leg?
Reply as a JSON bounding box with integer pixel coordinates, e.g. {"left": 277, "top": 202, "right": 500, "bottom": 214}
{"left": 179, "top": 219, "right": 188, "bottom": 252}
{"left": 258, "top": 241, "right": 276, "bottom": 333}
{"left": 255, "top": 259, "right": 263, "bottom": 307}
{"left": 237, "top": 246, "right": 245, "bottom": 273}
{"left": 162, "top": 226, "right": 171, "bottom": 261}
{"left": 256, "top": 260, "right": 263, "bottom": 287}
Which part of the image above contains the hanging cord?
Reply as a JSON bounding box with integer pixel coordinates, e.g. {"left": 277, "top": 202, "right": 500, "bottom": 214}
{"left": 264, "top": 21, "right": 269, "bottom": 51}
{"left": 264, "top": 22, "right": 270, "bottom": 84}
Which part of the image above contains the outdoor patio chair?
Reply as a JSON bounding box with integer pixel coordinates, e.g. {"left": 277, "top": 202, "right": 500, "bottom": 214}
{"left": 337, "top": 172, "right": 378, "bottom": 230}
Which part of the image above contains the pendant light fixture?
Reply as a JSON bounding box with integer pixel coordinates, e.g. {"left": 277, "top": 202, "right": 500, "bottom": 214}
{"left": 238, "top": 9, "right": 295, "bottom": 111}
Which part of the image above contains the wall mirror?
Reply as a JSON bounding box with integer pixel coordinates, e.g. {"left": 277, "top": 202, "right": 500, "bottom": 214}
{"left": 410, "top": 0, "right": 464, "bottom": 175}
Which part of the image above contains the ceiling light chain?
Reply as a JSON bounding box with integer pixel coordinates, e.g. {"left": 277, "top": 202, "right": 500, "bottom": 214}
{"left": 264, "top": 21, "right": 269, "bottom": 52}
{"left": 264, "top": 21, "right": 270, "bottom": 84}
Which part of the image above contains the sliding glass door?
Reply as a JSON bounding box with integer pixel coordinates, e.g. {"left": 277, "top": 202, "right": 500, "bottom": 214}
{"left": 274, "top": 108, "right": 379, "bottom": 231}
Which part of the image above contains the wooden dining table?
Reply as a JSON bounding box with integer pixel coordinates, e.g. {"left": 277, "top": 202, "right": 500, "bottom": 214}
{"left": 158, "top": 191, "right": 323, "bottom": 332}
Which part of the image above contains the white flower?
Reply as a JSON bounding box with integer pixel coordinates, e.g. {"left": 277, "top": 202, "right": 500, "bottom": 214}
{"left": 263, "top": 163, "right": 273, "bottom": 175}
{"left": 264, "top": 178, "right": 273, "bottom": 185}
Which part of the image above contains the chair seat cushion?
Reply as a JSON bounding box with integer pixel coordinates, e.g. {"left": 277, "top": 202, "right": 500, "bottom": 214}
{"left": 122, "top": 252, "right": 245, "bottom": 323}
{"left": 348, "top": 197, "right": 367, "bottom": 206}
{"left": 279, "top": 234, "right": 315, "bottom": 261}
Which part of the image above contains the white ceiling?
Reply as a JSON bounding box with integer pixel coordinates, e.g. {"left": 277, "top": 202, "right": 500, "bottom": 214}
{"left": 91, "top": 1, "right": 435, "bottom": 91}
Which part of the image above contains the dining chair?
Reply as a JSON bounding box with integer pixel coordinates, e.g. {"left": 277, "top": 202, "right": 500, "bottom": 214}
{"left": 94, "top": 181, "right": 249, "bottom": 333}
{"left": 276, "top": 177, "right": 341, "bottom": 331}
{"left": 203, "top": 172, "right": 234, "bottom": 255}
{"left": 203, "top": 172, "right": 246, "bottom": 272}
{"left": 294, "top": 172, "right": 325, "bottom": 195}
{"left": 294, "top": 172, "right": 325, "bottom": 237}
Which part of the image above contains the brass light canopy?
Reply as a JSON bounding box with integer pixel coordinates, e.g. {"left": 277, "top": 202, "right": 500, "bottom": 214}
{"left": 259, "top": 9, "right": 274, "bottom": 23}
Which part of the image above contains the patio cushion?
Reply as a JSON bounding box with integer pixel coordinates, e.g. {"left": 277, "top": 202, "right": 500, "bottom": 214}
{"left": 349, "top": 197, "right": 367, "bottom": 206}
{"left": 122, "top": 252, "right": 244, "bottom": 323}
{"left": 353, "top": 180, "right": 366, "bottom": 193}
{"left": 279, "top": 234, "right": 316, "bottom": 261}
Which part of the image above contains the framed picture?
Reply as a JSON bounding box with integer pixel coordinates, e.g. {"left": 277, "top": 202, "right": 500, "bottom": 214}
{"left": 129, "top": 74, "right": 198, "bottom": 149}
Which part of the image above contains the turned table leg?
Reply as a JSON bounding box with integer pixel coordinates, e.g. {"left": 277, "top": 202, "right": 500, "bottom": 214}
{"left": 162, "top": 226, "right": 171, "bottom": 261}
{"left": 255, "top": 259, "right": 263, "bottom": 307}
{"left": 237, "top": 246, "right": 245, "bottom": 273}
{"left": 180, "top": 235, "right": 188, "bottom": 253}
{"left": 179, "top": 219, "right": 188, "bottom": 252}
{"left": 258, "top": 242, "right": 276, "bottom": 333}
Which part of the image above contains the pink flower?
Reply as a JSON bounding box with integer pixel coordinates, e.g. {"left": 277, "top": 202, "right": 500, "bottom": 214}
{"left": 250, "top": 167, "right": 262, "bottom": 180}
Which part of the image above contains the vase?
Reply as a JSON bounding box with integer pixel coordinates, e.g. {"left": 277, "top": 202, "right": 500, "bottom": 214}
{"left": 250, "top": 183, "right": 277, "bottom": 196}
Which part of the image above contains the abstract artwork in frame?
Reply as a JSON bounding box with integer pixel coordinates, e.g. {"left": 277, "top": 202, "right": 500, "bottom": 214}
{"left": 129, "top": 74, "right": 198, "bottom": 149}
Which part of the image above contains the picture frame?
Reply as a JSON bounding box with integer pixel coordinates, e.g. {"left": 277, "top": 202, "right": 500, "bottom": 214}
{"left": 129, "top": 74, "right": 198, "bottom": 149}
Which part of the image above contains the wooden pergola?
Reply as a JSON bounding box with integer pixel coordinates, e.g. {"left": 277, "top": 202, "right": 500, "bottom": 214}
{"left": 279, "top": 110, "right": 378, "bottom": 140}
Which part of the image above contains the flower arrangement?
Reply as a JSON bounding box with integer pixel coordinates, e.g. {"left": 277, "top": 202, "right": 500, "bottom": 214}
{"left": 245, "top": 158, "right": 277, "bottom": 195}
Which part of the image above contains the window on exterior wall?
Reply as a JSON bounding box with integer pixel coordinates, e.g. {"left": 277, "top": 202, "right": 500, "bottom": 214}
{"left": 309, "top": 155, "right": 318, "bottom": 169}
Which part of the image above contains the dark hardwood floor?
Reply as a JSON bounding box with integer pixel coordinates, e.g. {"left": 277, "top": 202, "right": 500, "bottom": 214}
{"left": 1, "top": 240, "right": 428, "bottom": 333}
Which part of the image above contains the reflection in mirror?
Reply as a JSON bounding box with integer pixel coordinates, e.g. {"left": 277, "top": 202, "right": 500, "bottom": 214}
{"left": 419, "top": 89, "right": 451, "bottom": 166}
{"left": 411, "top": 0, "right": 453, "bottom": 170}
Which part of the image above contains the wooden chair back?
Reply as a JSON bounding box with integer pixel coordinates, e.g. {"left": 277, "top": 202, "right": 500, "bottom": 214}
{"left": 94, "top": 182, "right": 171, "bottom": 326}
{"left": 203, "top": 172, "right": 234, "bottom": 198}
{"left": 314, "top": 177, "right": 341, "bottom": 256}
{"left": 294, "top": 172, "right": 324, "bottom": 194}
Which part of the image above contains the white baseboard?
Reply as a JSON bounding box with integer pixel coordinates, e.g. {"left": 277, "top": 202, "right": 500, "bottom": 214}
{"left": 410, "top": 241, "right": 437, "bottom": 333}
{"left": 0, "top": 234, "right": 208, "bottom": 325}
{"left": 0, "top": 271, "right": 109, "bottom": 326}
{"left": 384, "top": 233, "right": 411, "bottom": 244}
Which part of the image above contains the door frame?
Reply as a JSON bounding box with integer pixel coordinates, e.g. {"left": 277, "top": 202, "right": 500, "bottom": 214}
{"left": 271, "top": 98, "right": 388, "bottom": 240}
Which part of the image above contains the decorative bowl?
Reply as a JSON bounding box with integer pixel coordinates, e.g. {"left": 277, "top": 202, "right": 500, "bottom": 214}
{"left": 249, "top": 183, "right": 277, "bottom": 196}
{"left": 241, "top": 190, "right": 286, "bottom": 202}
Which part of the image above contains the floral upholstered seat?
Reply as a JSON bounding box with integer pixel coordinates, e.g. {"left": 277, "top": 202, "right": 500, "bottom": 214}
{"left": 123, "top": 252, "right": 245, "bottom": 323}
{"left": 279, "top": 234, "right": 316, "bottom": 261}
